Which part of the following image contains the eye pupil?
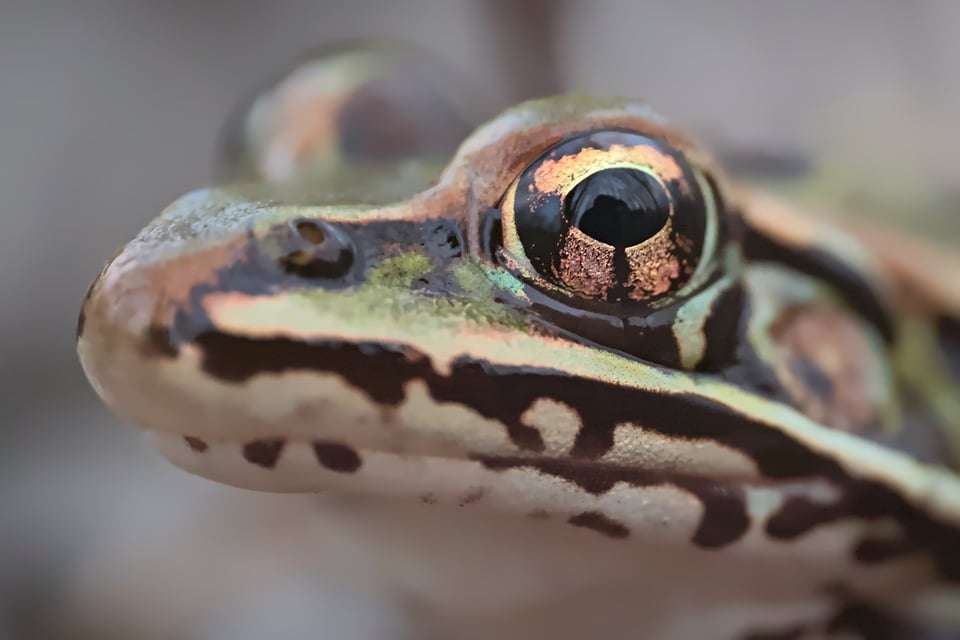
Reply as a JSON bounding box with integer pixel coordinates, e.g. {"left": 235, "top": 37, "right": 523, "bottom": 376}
{"left": 565, "top": 168, "right": 670, "bottom": 248}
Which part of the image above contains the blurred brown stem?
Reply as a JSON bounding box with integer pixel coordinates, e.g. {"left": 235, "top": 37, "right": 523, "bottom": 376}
{"left": 478, "top": 0, "right": 567, "bottom": 102}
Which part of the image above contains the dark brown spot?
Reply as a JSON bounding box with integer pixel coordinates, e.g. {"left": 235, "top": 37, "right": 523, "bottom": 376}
{"left": 528, "top": 509, "right": 550, "bottom": 521}
{"left": 443, "top": 231, "right": 460, "bottom": 252}
{"left": 242, "top": 439, "right": 285, "bottom": 469}
{"left": 420, "top": 493, "right": 437, "bottom": 505}
{"left": 766, "top": 494, "right": 855, "bottom": 540}
{"left": 184, "top": 436, "right": 208, "bottom": 452}
{"left": 687, "top": 482, "right": 752, "bottom": 548}
{"left": 853, "top": 535, "right": 917, "bottom": 564}
{"left": 459, "top": 487, "right": 486, "bottom": 507}
{"left": 568, "top": 511, "right": 629, "bottom": 539}
{"left": 313, "top": 441, "right": 362, "bottom": 473}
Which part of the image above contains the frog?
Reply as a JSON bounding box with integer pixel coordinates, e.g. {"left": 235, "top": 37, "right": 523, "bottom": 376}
{"left": 76, "top": 42, "right": 960, "bottom": 639}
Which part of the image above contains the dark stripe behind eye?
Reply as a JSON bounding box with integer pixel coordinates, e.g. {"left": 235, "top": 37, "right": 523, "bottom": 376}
{"left": 741, "top": 223, "right": 895, "bottom": 343}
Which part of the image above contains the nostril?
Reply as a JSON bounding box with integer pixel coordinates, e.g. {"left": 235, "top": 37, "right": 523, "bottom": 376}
{"left": 280, "top": 219, "right": 355, "bottom": 280}
{"left": 295, "top": 220, "right": 326, "bottom": 245}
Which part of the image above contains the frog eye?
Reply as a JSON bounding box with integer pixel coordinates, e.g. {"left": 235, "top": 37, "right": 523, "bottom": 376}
{"left": 498, "top": 129, "right": 719, "bottom": 306}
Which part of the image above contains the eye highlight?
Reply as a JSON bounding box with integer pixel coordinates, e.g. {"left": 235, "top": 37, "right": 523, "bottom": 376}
{"left": 499, "top": 129, "right": 719, "bottom": 307}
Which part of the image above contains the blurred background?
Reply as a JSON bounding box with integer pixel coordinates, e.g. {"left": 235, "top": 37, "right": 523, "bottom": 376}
{"left": 1, "top": 2, "right": 958, "bottom": 639}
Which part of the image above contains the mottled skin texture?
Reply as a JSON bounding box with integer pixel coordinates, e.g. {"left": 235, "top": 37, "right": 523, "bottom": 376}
{"left": 77, "top": 46, "right": 960, "bottom": 639}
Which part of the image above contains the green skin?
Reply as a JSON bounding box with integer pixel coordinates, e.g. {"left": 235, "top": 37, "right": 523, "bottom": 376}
{"left": 77, "top": 80, "right": 960, "bottom": 638}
